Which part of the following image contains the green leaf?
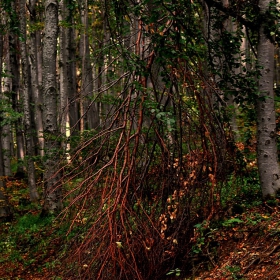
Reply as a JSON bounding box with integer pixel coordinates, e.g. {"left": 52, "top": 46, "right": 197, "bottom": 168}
{"left": 222, "top": 218, "right": 243, "bottom": 227}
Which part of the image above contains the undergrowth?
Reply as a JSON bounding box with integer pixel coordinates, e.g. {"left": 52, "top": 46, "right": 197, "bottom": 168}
{"left": 0, "top": 153, "right": 267, "bottom": 280}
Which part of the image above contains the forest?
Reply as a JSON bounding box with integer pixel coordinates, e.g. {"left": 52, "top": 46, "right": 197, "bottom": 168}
{"left": 1, "top": 0, "right": 280, "bottom": 279}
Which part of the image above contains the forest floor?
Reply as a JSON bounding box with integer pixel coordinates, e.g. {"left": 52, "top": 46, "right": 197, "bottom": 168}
{"left": 195, "top": 203, "right": 280, "bottom": 280}
{"left": 1, "top": 177, "right": 280, "bottom": 279}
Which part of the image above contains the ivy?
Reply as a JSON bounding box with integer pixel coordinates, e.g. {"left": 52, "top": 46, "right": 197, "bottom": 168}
{"left": 263, "top": 1, "right": 280, "bottom": 44}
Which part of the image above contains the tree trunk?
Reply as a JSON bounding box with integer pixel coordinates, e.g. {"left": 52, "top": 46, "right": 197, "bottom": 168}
{"left": 19, "top": 0, "right": 39, "bottom": 202}
{"left": 59, "top": 0, "right": 71, "bottom": 161}
{"left": 2, "top": 46, "right": 12, "bottom": 177}
{"left": 29, "top": 0, "right": 45, "bottom": 157}
{"left": 0, "top": 16, "right": 11, "bottom": 219}
{"left": 42, "top": 0, "right": 62, "bottom": 214}
{"left": 256, "top": 0, "right": 280, "bottom": 197}
{"left": 65, "top": 0, "right": 79, "bottom": 133}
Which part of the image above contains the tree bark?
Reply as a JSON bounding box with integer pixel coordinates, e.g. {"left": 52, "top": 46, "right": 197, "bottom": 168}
{"left": 29, "top": 0, "right": 45, "bottom": 157}
{"left": 0, "top": 15, "right": 11, "bottom": 219}
{"left": 19, "top": 0, "right": 40, "bottom": 202}
{"left": 256, "top": 0, "right": 280, "bottom": 197}
{"left": 2, "top": 43, "right": 12, "bottom": 177}
{"left": 42, "top": 0, "right": 62, "bottom": 214}
{"left": 59, "top": 0, "right": 71, "bottom": 161}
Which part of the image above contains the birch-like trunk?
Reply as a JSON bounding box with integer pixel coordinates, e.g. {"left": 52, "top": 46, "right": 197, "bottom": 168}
{"left": 59, "top": 0, "right": 71, "bottom": 161}
{"left": 29, "top": 0, "right": 44, "bottom": 157}
{"left": 42, "top": 0, "right": 62, "bottom": 214}
{"left": 19, "top": 0, "right": 39, "bottom": 202}
{"left": 256, "top": 0, "right": 280, "bottom": 197}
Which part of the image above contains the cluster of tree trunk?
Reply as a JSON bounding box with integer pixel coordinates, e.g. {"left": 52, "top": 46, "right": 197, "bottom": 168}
{"left": 0, "top": 0, "right": 279, "bottom": 253}
{"left": 1, "top": 0, "right": 280, "bottom": 278}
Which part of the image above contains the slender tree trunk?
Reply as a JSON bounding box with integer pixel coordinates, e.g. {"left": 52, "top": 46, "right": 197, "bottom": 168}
{"left": 19, "top": 0, "right": 39, "bottom": 201}
{"left": 2, "top": 43, "right": 12, "bottom": 177}
{"left": 67, "top": 0, "right": 79, "bottom": 133}
{"left": 0, "top": 3, "right": 4, "bottom": 149}
{"left": 59, "top": 0, "right": 71, "bottom": 161}
{"left": 256, "top": 0, "right": 280, "bottom": 197}
{"left": 0, "top": 19, "right": 4, "bottom": 182}
{"left": 0, "top": 17, "right": 11, "bottom": 219}
{"left": 29, "top": 0, "right": 45, "bottom": 157}
{"left": 42, "top": 0, "right": 62, "bottom": 214}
